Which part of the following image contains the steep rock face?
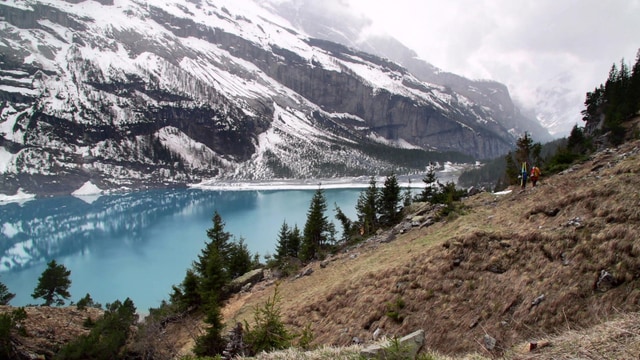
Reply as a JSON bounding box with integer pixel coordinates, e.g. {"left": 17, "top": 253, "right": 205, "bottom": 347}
{"left": 1, "top": 0, "right": 516, "bottom": 196}
{"left": 147, "top": 7, "right": 513, "bottom": 159}
{"left": 266, "top": 1, "right": 552, "bottom": 143}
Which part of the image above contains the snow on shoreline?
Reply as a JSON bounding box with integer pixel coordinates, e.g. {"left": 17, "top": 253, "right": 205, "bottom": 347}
{"left": 191, "top": 163, "right": 468, "bottom": 191}
{"left": 190, "top": 176, "right": 430, "bottom": 191}
{"left": 0, "top": 163, "right": 469, "bottom": 204}
{"left": 0, "top": 188, "right": 36, "bottom": 205}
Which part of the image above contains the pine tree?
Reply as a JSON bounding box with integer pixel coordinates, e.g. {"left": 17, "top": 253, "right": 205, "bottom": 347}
{"left": 300, "top": 187, "right": 334, "bottom": 261}
{"left": 417, "top": 163, "right": 441, "bottom": 203}
{"left": 630, "top": 50, "right": 640, "bottom": 114}
{"left": 567, "top": 124, "right": 588, "bottom": 153}
{"left": 76, "top": 293, "right": 101, "bottom": 310}
{"left": 287, "top": 225, "right": 301, "bottom": 259}
{"left": 170, "top": 269, "right": 201, "bottom": 310}
{"left": 378, "top": 173, "right": 401, "bottom": 227}
{"left": 198, "top": 244, "right": 230, "bottom": 302}
{"left": 197, "top": 211, "right": 233, "bottom": 274}
{"left": 402, "top": 178, "right": 413, "bottom": 207}
{"left": 515, "top": 132, "right": 534, "bottom": 166}
{"left": 274, "top": 221, "right": 291, "bottom": 261}
{"left": 334, "top": 204, "right": 353, "bottom": 242}
{"left": 581, "top": 85, "right": 605, "bottom": 123}
{"left": 356, "top": 177, "right": 379, "bottom": 236}
{"left": 581, "top": 50, "right": 640, "bottom": 145}
{"left": 194, "top": 298, "right": 226, "bottom": 356}
{"left": 32, "top": 259, "right": 71, "bottom": 306}
{"left": 227, "top": 238, "right": 253, "bottom": 279}
{"left": 192, "top": 211, "right": 233, "bottom": 300}
{"left": 0, "top": 280, "right": 14, "bottom": 306}
{"left": 243, "top": 284, "right": 292, "bottom": 354}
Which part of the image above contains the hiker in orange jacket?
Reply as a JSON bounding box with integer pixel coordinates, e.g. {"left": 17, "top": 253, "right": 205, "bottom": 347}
{"left": 530, "top": 165, "right": 541, "bottom": 187}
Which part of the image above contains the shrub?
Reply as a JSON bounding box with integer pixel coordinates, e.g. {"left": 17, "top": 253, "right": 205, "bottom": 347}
{"left": 385, "top": 297, "right": 406, "bottom": 323}
{"left": 55, "top": 298, "right": 137, "bottom": 360}
{"left": 76, "top": 293, "right": 101, "bottom": 311}
{"left": 244, "top": 284, "right": 293, "bottom": 355}
{"left": 0, "top": 308, "right": 27, "bottom": 359}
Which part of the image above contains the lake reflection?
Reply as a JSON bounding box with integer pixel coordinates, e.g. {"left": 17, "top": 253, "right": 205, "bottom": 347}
{"left": 0, "top": 188, "right": 360, "bottom": 311}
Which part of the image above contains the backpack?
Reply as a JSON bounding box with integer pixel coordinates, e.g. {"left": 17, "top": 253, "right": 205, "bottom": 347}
{"left": 531, "top": 167, "right": 540, "bottom": 177}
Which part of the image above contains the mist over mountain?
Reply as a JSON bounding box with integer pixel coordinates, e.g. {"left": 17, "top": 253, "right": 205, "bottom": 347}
{"left": 1, "top": 0, "right": 542, "bottom": 196}
{"left": 264, "top": 0, "right": 554, "bottom": 142}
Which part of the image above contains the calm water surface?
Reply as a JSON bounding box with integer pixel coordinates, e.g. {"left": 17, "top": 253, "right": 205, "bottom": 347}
{"left": 0, "top": 188, "right": 362, "bottom": 311}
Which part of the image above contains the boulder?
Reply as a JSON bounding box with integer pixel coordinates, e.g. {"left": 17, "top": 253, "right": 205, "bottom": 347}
{"left": 360, "top": 329, "right": 424, "bottom": 359}
{"left": 483, "top": 334, "right": 497, "bottom": 350}
{"left": 228, "top": 269, "right": 264, "bottom": 294}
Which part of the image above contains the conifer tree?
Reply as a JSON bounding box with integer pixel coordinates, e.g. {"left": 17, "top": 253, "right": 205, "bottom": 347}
{"left": 275, "top": 221, "right": 291, "bottom": 261}
{"left": 417, "top": 164, "right": 441, "bottom": 203}
{"left": 198, "top": 211, "right": 233, "bottom": 274}
{"left": 378, "top": 173, "right": 401, "bottom": 227}
{"left": 630, "top": 50, "right": 640, "bottom": 113}
{"left": 334, "top": 204, "right": 353, "bottom": 242}
{"left": 32, "top": 259, "right": 71, "bottom": 306}
{"left": 194, "top": 298, "right": 226, "bottom": 356}
{"left": 275, "top": 222, "right": 302, "bottom": 261}
{"left": 356, "top": 177, "right": 379, "bottom": 236}
{"left": 567, "top": 124, "right": 588, "bottom": 153}
{"left": 0, "top": 280, "right": 14, "bottom": 306}
{"left": 170, "top": 269, "right": 201, "bottom": 310}
{"left": 580, "top": 50, "right": 640, "bottom": 145}
{"left": 515, "top": 132, "right": 534, "bottom": 166}
{"left": 243, "top": 284, "right": 292, "bottom": 354}
{"left": 402, "top": 179, "right": 413, "bottom": 207}
{"left": 198, "top": 243, "right": 229, "bottom": 302}
{"left": 193, "top": 211, "right": 234, "bottom": 300}
{"left": 288, "top": 225, "right": 301, "bottom": 259}
{"left": 300, "top": 187, "right": 334, "bottom": 261}
{"left": 227, "top": 238, "right": 253, "bottom": 279}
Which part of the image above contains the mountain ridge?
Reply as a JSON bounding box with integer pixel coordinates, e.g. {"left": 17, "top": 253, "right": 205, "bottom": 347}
{"left": 2, "top": 0, "right": 538, "bottom": 196}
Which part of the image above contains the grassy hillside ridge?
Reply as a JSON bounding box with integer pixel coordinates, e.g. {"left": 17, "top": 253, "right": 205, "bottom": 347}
{"left": 221, "top": 139, "right": 640, "bottom": 358}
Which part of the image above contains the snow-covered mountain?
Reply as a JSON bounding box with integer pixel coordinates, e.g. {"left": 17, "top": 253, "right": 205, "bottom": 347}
{"left": 1, "top": 0, "right": 527, "bottom": 196}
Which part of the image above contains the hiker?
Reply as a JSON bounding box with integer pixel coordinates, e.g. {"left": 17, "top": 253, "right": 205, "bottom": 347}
{"left": 520, "top": 162, "right": 528, "bottom": 189}
{"left": 530, "top": 165, "right": 541, "bottom": 187}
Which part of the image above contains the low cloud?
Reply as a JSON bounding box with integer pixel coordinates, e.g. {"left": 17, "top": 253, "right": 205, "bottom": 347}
{"left": 347, "top": 0, "right": 640, "bottom": 135}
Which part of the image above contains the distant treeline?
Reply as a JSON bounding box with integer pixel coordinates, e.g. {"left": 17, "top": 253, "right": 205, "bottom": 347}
{"left": 582, "top": 49, "right": 640, "bottom": 144}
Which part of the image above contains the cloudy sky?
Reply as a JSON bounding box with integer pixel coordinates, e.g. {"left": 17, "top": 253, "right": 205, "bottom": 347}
{"left": 345, "top": 0, "right": 640, "bottom": 136}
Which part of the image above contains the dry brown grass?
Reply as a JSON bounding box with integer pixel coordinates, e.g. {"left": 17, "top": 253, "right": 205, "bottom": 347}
{"left": 506, "top": 311, "right": 640, "bottom": 360}
{"left": 220, "top": 140, "right": 640, "bottom": 359}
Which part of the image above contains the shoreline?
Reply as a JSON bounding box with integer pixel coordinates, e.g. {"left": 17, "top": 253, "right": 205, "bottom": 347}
{"left": 0, "top": 164, "right": 469, "bottom": 204}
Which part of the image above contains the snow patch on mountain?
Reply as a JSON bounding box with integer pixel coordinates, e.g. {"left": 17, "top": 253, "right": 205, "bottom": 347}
{"left": 367, "top": 132, "right": 420, "bottom": 149}
{"left": 72, "top": 181, "right": 103, "bottom": 196}
{"left": 156, "top": 126, "right": 229, "bottom": 170}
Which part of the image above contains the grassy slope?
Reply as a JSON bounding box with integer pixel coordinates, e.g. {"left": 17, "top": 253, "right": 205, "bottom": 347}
{"left": 220, "top": 139, "right": 640, "bottom": 359}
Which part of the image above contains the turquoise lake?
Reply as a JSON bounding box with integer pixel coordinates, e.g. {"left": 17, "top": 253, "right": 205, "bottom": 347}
{"left": 0, "top": 188, "right": 365, "bottom": 312}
